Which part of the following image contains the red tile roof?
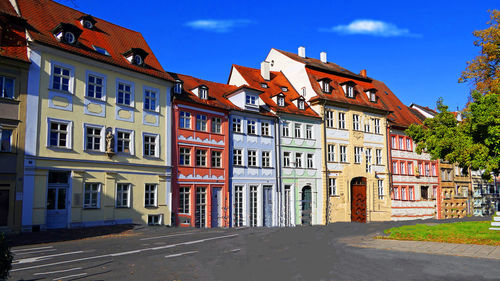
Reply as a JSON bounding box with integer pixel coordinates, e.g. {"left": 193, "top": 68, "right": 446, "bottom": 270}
{"left": 231, "top": 65, "right": 319, "bottom": 118}
{"left": 170, "top": 72, "right": 240, "bottom": 111}
{"left": 306, "top": 68, "right": 389, "bottom": 112}
{"left": 0, "top": 2, "right": 29, "bottom": 62}
{"left": 17, "top": 0, "right": 173, "bottom": 81}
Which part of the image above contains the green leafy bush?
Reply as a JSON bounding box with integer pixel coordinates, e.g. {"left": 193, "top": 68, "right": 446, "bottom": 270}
{"left": 0, "top": 234, "right": 13, "bottom": 280}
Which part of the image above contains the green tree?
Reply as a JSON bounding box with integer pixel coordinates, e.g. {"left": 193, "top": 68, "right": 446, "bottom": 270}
{"left": 0, "top": 234, "right": 13, "bottom": 280}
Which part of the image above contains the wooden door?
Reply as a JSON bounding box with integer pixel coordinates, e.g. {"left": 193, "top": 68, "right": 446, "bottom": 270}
{"left": 351, "top": 179, "right": 367, "bottom": 223}
{"left": 301, "top": 186, "right": 312, "bottom": 225}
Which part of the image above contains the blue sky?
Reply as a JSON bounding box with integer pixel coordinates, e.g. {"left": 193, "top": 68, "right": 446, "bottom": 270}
{"left": 57, "top": 0, "right": 498, "bottom": 110}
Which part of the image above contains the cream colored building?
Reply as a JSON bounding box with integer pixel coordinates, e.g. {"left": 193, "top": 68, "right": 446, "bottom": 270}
{"left": 17, "top": 0, "right": 173, "bottom": 230}
{"left": 266, "top": 47, "right": 392, "bottom": 223}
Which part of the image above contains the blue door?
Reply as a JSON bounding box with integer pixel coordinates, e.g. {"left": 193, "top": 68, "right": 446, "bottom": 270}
{"left": 211, "top": 187, "right": 221, "bottom": 227}
{"left": 46, "top": 171, "right": 69, "bottom": 229}
{"left": 263, "top": 185, "right": 273, "bottom": 227}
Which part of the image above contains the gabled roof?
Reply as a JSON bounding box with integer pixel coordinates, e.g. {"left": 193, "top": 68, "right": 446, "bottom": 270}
{"left": 409, "top": 103, "right": 438, "bottom": 116}
{"left": 17, "top": 0, "right": 174, "bottom": 81}
{"left": 273, "top": 48, "right": 369, "bottom": 81}
{"left": 169, "top": 72, "right": 240, "bottom": 111}
{"left": 231, "top": 65, "right": 319, "bottom": 118}
{"left": 306, "top": 68, "right": 389, "bottom": 112}
{"left": 0, "top": 1, "right": 29, "bottom": 62}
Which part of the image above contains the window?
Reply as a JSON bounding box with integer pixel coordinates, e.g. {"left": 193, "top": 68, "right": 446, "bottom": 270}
{"left": 144, "top": 88, "right": 158, "bottom": 111}
{"left": 211, "top": 117, "right": 221, "bottom": 134}
{"left": 406, "top": 138, "right": 412, "bottom": 151}
{"left": 431, "top": 164, "right": 437, "bottom": 176}
{"left": 179, "top": 187, "right": 190, "bottom": 214}
{"left": 246, "top": 94, "right": 257, "bottom": 105}
{"left": 0, "top": 76, "right": 15, "bottom": 99}
{"left": 408, "top": 162, "right": 414, "bottom": 175}
{"left": 196, "top": 149, "right": 207, "bottom": 166}
{"left": 354, "top": 147, "right": 363, "bottom": 164}
{"left": 394, "top": 186, "right": 400, "bottom": 200}
{"left": 374, "top": 119, "right": 380, "bottom": 134}
{"left": 211, "top": 150, "right": 221, "bottom": 168}
{"left": 278, "top": 97, "right": 285, "bottom": 107}
{"left": 365, "top": 148, "right": 372, "bottom": 173}
{"left": 180, "top": 111, "right": 191, "bottom": 129}
{"left": 143, "top": 134, "right": 158, "bottom": 157}
{"left": 49, "top": 119, "right": 71, "bottom": 148}
{"left": 425, "top": 163, "right": 430, "bottom": 176}
{"left": 247, "top": 120, "right": 256, "bottom": 135}
{"left": 364, "top": 121, "right": 370, "bottom": 133}
{"left": 421, "top": 186, "right": 429, "bottom": 200}
{"left": 261, "top": 122, "right": 270, "bottom": 136}
{"left": 116, "top": 130, "right": 132, "bottom": 154}
{"left": 391, "top": 136, "right": 397, "bottom": 148}
{"left": 340, "top": 145, "right": 347, "bottom": 162}
{"left": 401, "top": 186, "right": 407, "bottom": 200}
{"left": 116, "top": 183, "right": 130, "bottom": 208}
{"left": 261, "top": 83, "right": 268, "bottom": 89}
{"left": 52, "top": 65, "right": 71, "bottom": 92}
{"left": 262, "top": 151, "right": 271, "bottom": 168}
{"left": 282, "top": 122, "right": 289, "bottom": 137}
{"left": 84, "top": 183, "right": 100, "bottom": 208}
{"left": 375, "top": 149, "right": 382, "bottom": 165}
{"left": 378, "top": 180, "right": 384, "bottom": 199}
{"left": 326, "top": 110, "right": 334, "bottom": 128}
{"left": 409, "top": 186, "right": 414, "bottom": 201}
{"left": 117, "top": 82, "right": 132, "bottom": 106}
{"left": 174, "top": 80, "right": 183, "bottom": 94}
{"left": 400, "top": 162, "right": 406, "bottom": 175}
{"left": 295, "top": 153, "right": 302, "bottom": 168}
{"left": 234, "top": 185, "right": 244, "bottom": 227}
{"left": 418, "top": 162, "right": 423, "bottom": 175}
{"left": 196, "top": 114, "right": 207, "bottom": 131}
{"left": 328, "top": 178, "right": 337, "bottom": 196}
{"left": 85, "top": 125, "right": 103, "bottom": 151}
{"left": 294, "top": 123, "right": 302, "bottom": 138}
{"left": 301, "top": 87, "right": 306, "bottom": 96}
{"left": 248, "top": 150, "right": 257, "bottom": 167}
{"left": 0, "top": 129, "right": 12, "bottom": 152}
{"left": 92, "top": 45, "right": 110, "bottom": 56}
{"left": 134, "top": 55, "right": 143, "bottom": 66}
{"left": 338, "top": 113, "right": 346, "bottom": 129}
{"left": 86, "top": 73, "right": 104, "bottom": 99}
{"left": 298, "top": 100, "right": 305, "bottom": 110}
{"left": 232, "top": 118, "right": 242, "bottom": 133}
{"left": 281, "top": 87, "right": 288, "bottom": 92}
{"left": 283, "top": 152, "right": 291, "bottom": 167}
{"left": 305, "top": 125, "right": 313, "bottom": 139}
{"left": 307, "top": 154, "right": 314, "bottom": 168}
{"left": 179, "top": 148, "right": 191, "bottom": 166}
{"left": 321, "top": 80, "right": 330, "bottom": 92}
{"left": 369, "top": 91, "right": 376, "bottom": 102}
{"left": 145, "top": 184, "right": 157, "bottom": 207}
{"left": 399, "top": 136, "right": 404, "bottom": 150}
{"left": 199, "top": 87, "right": 208, "bottom": 99}
{"left": 249, "top": 185, "right": 258, "bottom": 227}
{"left": 233, "top": 149, "right": 242, "bottom": 166}
{"left": 148, "top": 214, "right": 162, "bottom": 225}
{"left": 327, "top": 144, "right": 335, "bottom": 162}
{"left": 393, "top": 161, "right": 398, "bottom": 174}
{"left": 345, "top": 85, "right": 354, "bottom": 98}
{"left": 353, "top": 114, "right": 360, "bottom": 131}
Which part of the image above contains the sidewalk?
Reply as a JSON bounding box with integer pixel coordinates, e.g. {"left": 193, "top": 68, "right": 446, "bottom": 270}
{"left": 340, "top": 235, "right": 500, "bottom": 260}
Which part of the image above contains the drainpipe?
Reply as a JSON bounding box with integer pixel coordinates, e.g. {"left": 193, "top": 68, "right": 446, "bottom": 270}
{"left": 322, "top": 100, "right": 330, "bottom": 225}
{"left": 275, "top": 115, "right": 282, "bottom": 226}
{"left": 386, "top": 123, "right": 393, "bottom": 219}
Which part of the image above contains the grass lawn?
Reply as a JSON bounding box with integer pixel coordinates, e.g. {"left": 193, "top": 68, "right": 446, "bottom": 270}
{"left": 380, "top": 221, "right": 500, "bottom": 246}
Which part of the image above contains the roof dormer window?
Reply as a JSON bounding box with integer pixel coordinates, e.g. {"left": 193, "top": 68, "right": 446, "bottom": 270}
{"left": 79, "top": 15, "right": 97, "bottom": 30}
{"left": 123, "top": 48, "right": 149, "bottom": 67}
{"left": 83, "top": 20, "right": 93, "bottom": 29}
{"left": 52, "top": 23, "right": 82, "bottom": 45}
{"left": 246, "top": 94, "right": 257, "bottom": 106}
{"left": 341, "top": 82, "right": 356, "bottom": 98}
{"left": 199, "top": 86, "right": 208, "bottom": 99}
{"left": 278, "top": 96, "right": 285, "bottom": 107}
{"left": 364, "top": 88, "right": 377, "bottom": 102}
{"left": 281, "top": 87, "right": 288, "bottom": 92}
{"left": 64, "top": 32, "right": 75, "bottom": 44}
{"left": 261, "top": 83, "right": 268, "bottom": 89}
{"left": 298, "top": 100, "right": 305, "bottom": 110}
{"left": 174, "top": 79, "right": 183, "bottom": 94}
{"left": 319, "top": 79, "right": 331, "bottom": 93}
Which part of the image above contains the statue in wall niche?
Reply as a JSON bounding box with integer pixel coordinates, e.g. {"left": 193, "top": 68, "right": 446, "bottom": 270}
{"left": 106, "top": 127, "right": 114, "bottom": 154}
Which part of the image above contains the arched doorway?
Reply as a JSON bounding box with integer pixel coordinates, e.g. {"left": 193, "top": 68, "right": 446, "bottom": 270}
{"left": 301, "top": 186, "right": 312, "bottom": 225}
{"left": 351, "top": 177, "right": 367, "bottom": 223}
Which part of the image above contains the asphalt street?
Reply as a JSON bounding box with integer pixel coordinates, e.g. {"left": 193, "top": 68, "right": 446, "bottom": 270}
{"left": 8, "top": 218, "right": 500, "bottom": 281}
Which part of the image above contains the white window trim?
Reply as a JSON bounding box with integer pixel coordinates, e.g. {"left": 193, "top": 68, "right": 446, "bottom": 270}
{"left": 46, "top": 118, "right": 73, "bottom": 149}
{"left": 247, "top": 119, "right": 257, "bottom": 135}
{"left": 116, "top": 183, "right": 131, "bottom": 208}
{"left": 116, "top": 78, "right": 135, "bottom": 107}
{"left": 142, "top": 132, "right": 160, "bottom": 158}
{"left": 329, "top": 178, "right": 337, "bottom": 196}
{"left": 261, "top": 150, "right": 272, "bottom": 168}
{"left": 85, "top": 70, "right": 107, "bottom": 101}
{"left": 83, "top": 123, "right": 105, "bottom": 152}
{"left": 83, "top": 182, "right": 101, "bottom": 209}
{"left": 145, "top": 184, "right": 158, "bottom": 207}
{"left": 248, "top": 149, "right": 258, "bottom": 167}
{"left": 232, "top": 117, "right": 242, "bottom": 133}
{"left": 50, "top": 60, "right": 75, "bottom": 94}
{"left": 143, "top": 85, "right": 160, "bottom": 113}
{"left": 114, "top": 128, "right": 135, "bottom": 155}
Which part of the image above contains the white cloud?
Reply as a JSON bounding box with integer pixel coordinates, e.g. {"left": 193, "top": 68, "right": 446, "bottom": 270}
{"left": 320, "top": 19, "right": 421, "bottom": 38}
{"left": 185, "top": 19, "right": 254, "bottom": 33}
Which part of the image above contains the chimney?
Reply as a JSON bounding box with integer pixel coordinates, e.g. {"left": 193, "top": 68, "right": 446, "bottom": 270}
{"left": 360, "top": 69, "right": 367, "bottom": 77}
{"left": 261, "top": 61, "right": 270, "bottom": 81}
{"left": 298, "top": 46, "right": 306, "bottom": 58}
{"left": 320, "top": 52, "right": 327, "bottom": 63}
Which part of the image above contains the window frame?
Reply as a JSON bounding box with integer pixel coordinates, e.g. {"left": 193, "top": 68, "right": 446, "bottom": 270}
{"left": 116, "top": 78, "right": 135, "bottom": 107}
{"left": 196, "top": 114, "right": 208, "bottom": 131}
{"left": 115, "top": 128, "right": 134, "bottom": 155}
{"left": 83, "top": 124, "right": 105, "bottom": 152}
{"left": 196, "top": 149, "right": 207, "bottom": 167}
{"left": 378, "top": 180, "right": 384, "bottom": 199}
{"left": 374, "top": 119, "right": 380, "bottom": 134}
{"left": 232, "top": 117, "right": 242, "bottom": 133}
{"left": 352, "top": 114, "right": 360, "bottom": 131}
{"left": 179, "top": 111, "right": 191, "bottom": 129}
{"left": 143, "top": 133, "right": 160, "bottom": 158}
{"left": 294, "top": 152, "right": 303, "bottom": 168}
{"left": 179, "top": 187, "right": 190, "bottom": 214}
{"left": 294, "top": 123, "right": 302, "bottom": 138}
{"left": 327, "top": 144, "right": 335, "bottom": 162}
{"left": 306, "top": 153, "right": 314, "bottom": 168}
{"left": 143, "top": 86, "right": 160, "bottom": 112}
{"left": 245, "top": 94, "right": 257, "bottom": 106}
{"left": 248, "top": 149, "right": 258, "bottom": 167}
{"left": 144, "top": 184, "right": 158, "bottom": 207}
{"left": 179, "top": 147, "right": 191, "bottom": 166}
{"left": 247, "top": 119, "right": 257, "bottom": 135}
{"left": 85, "top": 70, "right": 106, "bottom": 101}
{"left": 338, "top": 112, "right": 346, "bottom": 129}
{"left": 328, "top": 178, "right": 337, "bottom": 196}
{"left": 305, "top": 125, "right": 313, "bottom": 139}
{"left": 375, "top": 149, "right": 382, "bottom": 165}
{"left": 354, "top": 147, "right": 363, "bottom": 164}
{"left": 84, "top": 182, "right": 101, "bottom": 209}
{"left": 211, "top": 150, "right": 222, "bottom": 168}
{"left": 50, "top": 61, "right": 75, "bottom": 94}
{"left": 261, "top": 122, "right": 270, "bottom": 136}
{"left": 0, "top": 75, "right": 15, "bottom": 99}
{"left": 282, "top": 122, "right": 290, "bottom": 137}
{"left": 233, "top": 149, "right": 243, "bottom": 166}
{"left": 283, "top": 151, "right": 291, "bottom": 167}
{"left": 339, "top": 145, "right": 347, "bottom": 163}
{"left": 211, "top": 117, "right": 222, "bottom": 134}
{"left": 116, "top": 183, "right": 131, "bottom": 208}
{"left": 0, "top": 128, "right": 13, "bottom": 152}
{"left": 47, "top": 118, "right": 73, "bottom": 149}
{"left": 262, "top": 151, "right": 271, "bottom": 168}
